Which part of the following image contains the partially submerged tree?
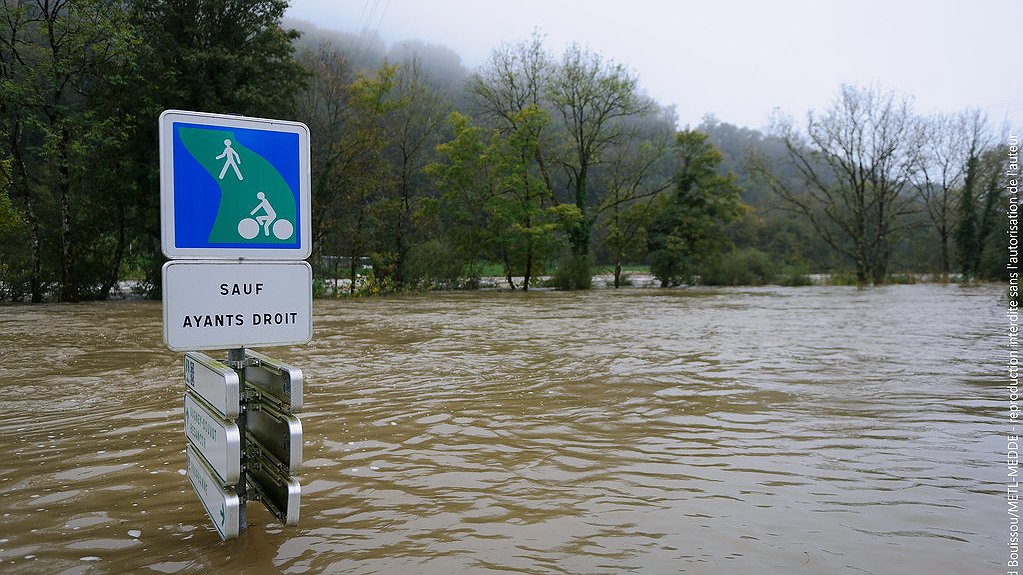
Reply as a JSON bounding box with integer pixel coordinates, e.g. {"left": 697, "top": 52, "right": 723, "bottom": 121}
{"left": 757, "top": 84, "right": 918, "bottom": 285}
{"left": 0, "top": 0, "right": 139, "bottom": 302}
{"left": 647, "top": 129, "right": 744, "bottom": 287}
{"left": 911, "top": 110, "right": 992, "bottom": 280}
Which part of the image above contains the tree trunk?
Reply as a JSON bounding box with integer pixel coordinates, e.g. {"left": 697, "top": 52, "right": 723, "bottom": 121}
{"left": 523, "top": 248, "right": 532, "bottom": 292}
{"left": 11, "top": 144, "right": 43, "bottom": 302}
{"left": 57, "top": 128, "right": 78, "bottom": 303}
{"left": 503, "top": 251, "right": 516, "bottom": 290}
{"left": 100, "top": 202, "right": 128, "bottom": 300}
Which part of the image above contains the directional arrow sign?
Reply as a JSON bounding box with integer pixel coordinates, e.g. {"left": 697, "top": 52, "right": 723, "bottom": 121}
{"left": 159, "top": 110, "right": 311, "bottom": 260}
{"left": 244, "top": 349, "right": 303, "bottom": 412}
{"left": 184, "top": 352, "right": 240, "bottom": 419}
{"left": 187, "top": 444, "right": 241, "bottom": 541}
{"left": 184, "top": 393, "right": 241, "bottom": 485}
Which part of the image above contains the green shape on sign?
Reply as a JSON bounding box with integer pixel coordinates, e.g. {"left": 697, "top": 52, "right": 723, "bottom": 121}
{"left": 177, "top": 127, "right": 297, "bottom": 244}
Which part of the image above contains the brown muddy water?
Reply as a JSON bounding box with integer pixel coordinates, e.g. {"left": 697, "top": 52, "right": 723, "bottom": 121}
{"left": 0, "top": 284, "right": 1006, "bottom": 574}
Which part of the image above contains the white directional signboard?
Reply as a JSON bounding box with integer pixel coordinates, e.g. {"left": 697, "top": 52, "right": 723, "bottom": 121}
{"left": 184, "top": 352, "right": 240, "bottom": 419}
{"left": 159, "top": 110, "right": 311, "bottom": 260}
{"left": 184, "top": 393, "right": 241, "bottom": 485}
{"left": 187, "top": 444, "right": 241, "bottom": 541}
{"left": 163, "top": 260, "right": 312, "bottom": 352}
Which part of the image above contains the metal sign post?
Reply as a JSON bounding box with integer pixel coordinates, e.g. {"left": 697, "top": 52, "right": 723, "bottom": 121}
{"left": 179, "top": 347, "right": 305, "bottom": 540}
{"left": 160, "top": 109, "right": 313, "bottom": 541}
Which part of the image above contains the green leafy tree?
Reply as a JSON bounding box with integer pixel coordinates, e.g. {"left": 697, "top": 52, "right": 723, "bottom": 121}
{"left": 429, "top": 112, "right": 497, "bottom": 287}
{"left": 0, "top": 155, "right": 27, "bottom": 297}
{"left": 121, "top": 0, "right": 307, "bottom": 297}
{"left": 961, "top": 145, "right": 1011, "bottom": 280}
{"left": 431, "top": 108, "right": 572, "bottom": 290}
{"left": 647, "top": 130, "right": 744, "bottom": 287}
{"left": 331, "top": 63, "right": 399, "bottom": 293}
{"left": 0, "top": 0, "right": 139, "bottom": 302}
{"left": 489, "top": 106, "right": 569, "bottom": 290}
{"left": 341, "top": 57, "right": 448, "bottom": 292}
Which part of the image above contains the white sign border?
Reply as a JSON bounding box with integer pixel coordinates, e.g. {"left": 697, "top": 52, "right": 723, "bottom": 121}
{"left": 159, "top": 109, "right": 311, "bottom": 260}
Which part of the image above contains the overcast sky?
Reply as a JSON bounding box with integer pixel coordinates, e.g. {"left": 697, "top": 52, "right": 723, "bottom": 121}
{"left": 285, "top": 0, "right": 1022, "bottom": 132}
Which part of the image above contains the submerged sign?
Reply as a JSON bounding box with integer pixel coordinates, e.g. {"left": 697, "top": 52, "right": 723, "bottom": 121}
{"left": 184, "top": 352, "right": 240, "bottom": 419}
{"left": 161, "top": 110, "right": 311, "bottom": 539}
{"left": 159, "top": 110, "right": 311, "bottom": 260}
{"left": 184, "top": 393, "right": 241, "bottom": 485}
{"left": 187, "top": 444, "right": 241, "bottom": 541}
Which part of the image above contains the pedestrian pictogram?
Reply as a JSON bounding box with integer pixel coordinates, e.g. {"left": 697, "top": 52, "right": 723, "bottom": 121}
{"left": 217, "top": 139, "right": 243, "bottom": 181}
{"left": 159, "top": 110, "right": 310, "bottom": 260}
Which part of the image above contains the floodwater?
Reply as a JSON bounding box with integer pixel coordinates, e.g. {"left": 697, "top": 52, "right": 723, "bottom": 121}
{"left": 0, "top": 284, "right": 1007, "bottom": 574}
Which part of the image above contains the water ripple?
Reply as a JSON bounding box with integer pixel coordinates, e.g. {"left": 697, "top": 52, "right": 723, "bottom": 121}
{"left": 0, "top": 284, "right": 1006, "bottom": 574}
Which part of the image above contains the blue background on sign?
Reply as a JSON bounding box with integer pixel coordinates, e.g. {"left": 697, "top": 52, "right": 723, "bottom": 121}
{"left": 172, "top": 122, "right": 301, "bottom": 249}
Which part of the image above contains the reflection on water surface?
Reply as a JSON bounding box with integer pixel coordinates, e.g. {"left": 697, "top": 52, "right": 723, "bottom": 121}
{"left": 0, "top": 285, "right": 1005, "bottom": 574}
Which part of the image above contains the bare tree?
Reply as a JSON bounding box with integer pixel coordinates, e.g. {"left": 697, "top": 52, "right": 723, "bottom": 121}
{"left": 294, "top": 41, "right": 358, "bottom": 292}
{"left": 470, "top": 30, "right": 556, "bottom": 195}
{"left": 470, "top": 30, "right": 551, "bottom": 132}
{"left": 598, "top": 102, "right": 676, "bottom": 287}
{"left": 759, "top": 84, "right": 918, "bottom": 285}
{"left": 547, "top": 43, "right": 646, "bottom": 261}
{"left": 911, "top": 110, "right": 991, "bottom": 280}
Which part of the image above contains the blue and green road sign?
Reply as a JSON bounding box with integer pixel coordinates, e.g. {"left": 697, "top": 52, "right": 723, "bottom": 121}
{"left": 160, "top": 110, "right": 311, "bottom": 259}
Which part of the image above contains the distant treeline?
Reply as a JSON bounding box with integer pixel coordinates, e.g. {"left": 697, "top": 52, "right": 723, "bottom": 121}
{"left": 0, "top": 1, "right": 1012, "bottom": 302}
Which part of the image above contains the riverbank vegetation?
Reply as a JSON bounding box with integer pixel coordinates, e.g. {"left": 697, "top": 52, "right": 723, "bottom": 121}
{"left": 0, "top": 0, "right": 1013, "bottom": 301}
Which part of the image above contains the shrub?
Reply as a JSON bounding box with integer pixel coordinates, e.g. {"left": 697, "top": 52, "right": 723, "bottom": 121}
{"left": 700, "top": 248, "right": 776, "bottom": 286}
{"left": 548, "top": 253, "right": 593, "bottom": 290}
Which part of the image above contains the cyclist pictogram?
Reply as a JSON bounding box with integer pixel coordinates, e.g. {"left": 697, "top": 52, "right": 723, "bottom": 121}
{"left": 238, "top": 191, "right": 294, "bottom": 240}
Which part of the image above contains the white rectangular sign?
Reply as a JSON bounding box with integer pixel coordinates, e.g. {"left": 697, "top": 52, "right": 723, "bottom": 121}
{"left": 163, "top": 260, "right": 312, "bottom": 351}
{"left": 184, "top": 352, "right": 240, "bottom": 419}
{"left": 186, "top": 444, "right": 241, "bottom": 541}
{"left": 184, "top": 393, "right": 241, "bottom": 485}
